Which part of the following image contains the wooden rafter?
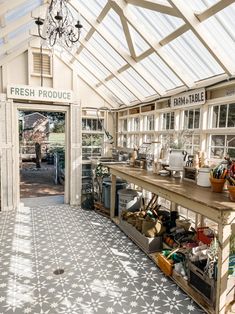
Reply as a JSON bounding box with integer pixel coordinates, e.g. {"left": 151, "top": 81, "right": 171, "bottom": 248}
{"left": 196, "top": 0, "right": 235, "bottom": 22}
{"left": 119, "top": 15, "right": 137, "bottom": 60}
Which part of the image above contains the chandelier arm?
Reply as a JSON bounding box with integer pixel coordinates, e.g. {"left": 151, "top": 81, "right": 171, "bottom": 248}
{"left": 37, "top": 24, "right": 47, "bottom": 41}
{"left": 68, "top": 34, "right": 80, "bottom": 43}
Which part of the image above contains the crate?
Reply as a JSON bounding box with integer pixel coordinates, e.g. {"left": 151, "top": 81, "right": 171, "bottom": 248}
{"left": 188, "top": 260, "right": 216, "bottom": 305}
{"left": 157, "top": 253, "right": 174, "bottom": 276}
{"left": 119, "top": 219, "right": 162, "bottom": 253}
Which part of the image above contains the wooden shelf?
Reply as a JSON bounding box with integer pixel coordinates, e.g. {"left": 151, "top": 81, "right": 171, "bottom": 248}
{"left": 108, "top": 165, "right": 235, "bottom": 314}
{"left": 94, "top": 202, "right": 110, "bottom": 219}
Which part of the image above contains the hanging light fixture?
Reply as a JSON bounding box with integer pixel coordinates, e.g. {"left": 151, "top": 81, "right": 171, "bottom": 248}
{"left": 35, "top": 0, "right": 82, "bottom": 48}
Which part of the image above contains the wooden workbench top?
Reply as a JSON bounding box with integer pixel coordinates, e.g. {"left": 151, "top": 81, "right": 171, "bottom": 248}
{"left": 108, "top": 164, "right": 235, "bottom": 214}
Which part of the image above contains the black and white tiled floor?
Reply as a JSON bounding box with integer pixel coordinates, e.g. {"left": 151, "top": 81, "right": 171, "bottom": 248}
{"left": 0, "top": 203, "right": 206, "bottom": 314}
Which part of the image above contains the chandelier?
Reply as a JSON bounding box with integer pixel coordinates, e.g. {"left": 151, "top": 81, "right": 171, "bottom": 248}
{"left": 35, "top": 0, "right": 82, "bottom": 48}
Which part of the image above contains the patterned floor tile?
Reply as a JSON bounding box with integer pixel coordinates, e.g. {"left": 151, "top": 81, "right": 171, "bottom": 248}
{"left": 0, "top": 204, "right": 206, "bottom": 314}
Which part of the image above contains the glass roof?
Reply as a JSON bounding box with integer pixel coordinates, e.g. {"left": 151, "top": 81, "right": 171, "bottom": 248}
{"left": 127, "top": 4, "right": 184, "bottom": 42}
{"left": 101, "top": 9, "right": 129, "bottom": 54}
{"left": 0, "top": 0, "right": 234, "bottom": 107}
{"left": 161, "top": 30, "right": 223, "bottom": 82}
{"left": 139, "top": 53, "right": 183, "bottom": 90}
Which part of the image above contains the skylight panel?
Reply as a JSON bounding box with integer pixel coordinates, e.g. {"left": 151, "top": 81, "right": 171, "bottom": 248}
{"left": 200, "top": 4, "right": 235, "bottom": 70}
{"left": 101, "top": 9, "right": 129, "bottom": 53}
{"left": 128, "top": 24, "right": 150, "bottom": 55}
{"left": 127, "top": 4, "right": 184, "bottom": 42}
{"left": 76, "top": 0, "right": 107, "bottom": 20}
{"left": 121, "top": 68, "right": 156, "bottom": 98}
{"left": 79, "top": 50, "right": 111, "bottom": 80}
{"left": 5, "top": 0, "right": 43, "bottom": 24}
{"left": 88, "top": 33, "right": 126, "bottom": 68}
{"left": 161, "top": 30, "right": 223, "bottom": 82}
{"left": 98, "top": 85, "right": 123, "bottom": 105}
{"left": 139, "top": 53, "right": 182, "bottom": 91}
{"left": 106, "top": 78, "right": 137, "bottom": 103}
{"left": 76, "top": 62, "right": 100, "bottom": 86}
{"left": 186, "top": 0, "right": 218, "bottom": 12}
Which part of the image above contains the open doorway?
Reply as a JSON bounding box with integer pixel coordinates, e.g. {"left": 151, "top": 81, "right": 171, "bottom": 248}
{"left": 19, "top": 110, "right": 65, "bottom": 199}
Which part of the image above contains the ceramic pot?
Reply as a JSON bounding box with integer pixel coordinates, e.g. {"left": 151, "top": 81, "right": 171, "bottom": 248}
{"left": 169, "top": 149, "right": 187, "bottom": 170}
{"left": 209, "top": 177, "right": 226, "bottom": 193}
{"left": 197, "top": 168, "right": 211, "bottom": 187}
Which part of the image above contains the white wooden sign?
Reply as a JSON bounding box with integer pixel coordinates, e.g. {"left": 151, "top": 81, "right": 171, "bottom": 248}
{"left": 7, "top": 84, "right": 73, "bottom": 103}
{"left": 171, "top": 88, "right": 206, "bottom": 107}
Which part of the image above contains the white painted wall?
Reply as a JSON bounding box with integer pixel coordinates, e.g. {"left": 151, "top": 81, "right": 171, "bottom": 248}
{"left": 7, "top": 52, "right": 28, "bottom": 87}
{"left": 79, "top": 79, "right": 107, "bottom": 108}
{"left": 53, "top": 55, "right": 73, "bottom": 90}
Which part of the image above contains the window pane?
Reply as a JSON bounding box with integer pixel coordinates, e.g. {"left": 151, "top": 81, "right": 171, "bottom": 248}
{"left": 184, "top": 111, "right": 189, "bottom": 129}
{"left": 194, "top": 109, "right": 200, "bottom": 129}
{"left": 188, "top": 110, "right": 194, "bottom": 129}
{"left": 211, "top": 135, "right": 225, "bottom": 146}
{"left": 166, "top": 113, "right": 170, "bottom": 129}
{"left": 212, "top": 106, "right": 219, "bottom": 128}
{"left": 170, "top": 113, "right": 174, "bottom": 129}
{"left": 227, "top": 135, "right": 235, "bottom": 158}
{"left": 82, "top": 119, "right": 86, "bottom": 130}
{"left": 123, "top": 119, "right": 127, "bottom": 131}
{"left": 219, "top": 105, "right": 227, "bottom": 128}
{"left": 147, "top": 115, "right": 154, "bottom": 131}
{"left": 228, "top": 103, "right": 235, "bottom": 127}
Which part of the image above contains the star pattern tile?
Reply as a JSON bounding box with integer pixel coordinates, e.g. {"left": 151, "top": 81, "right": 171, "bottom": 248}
{"left": 0, "top": 204, "right": 206, "bottom": 314}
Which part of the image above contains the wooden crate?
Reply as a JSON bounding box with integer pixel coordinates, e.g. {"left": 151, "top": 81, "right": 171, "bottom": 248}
{"left": 119, "top": 219, "right": 162, "bottom": 253}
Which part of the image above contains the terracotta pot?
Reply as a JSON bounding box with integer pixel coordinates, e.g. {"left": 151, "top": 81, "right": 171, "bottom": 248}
{"left": 227, "top": 185, "right": 235, "bottom": 201}
{"left": 209, "top": 177, "right": 226, "bottom": 193}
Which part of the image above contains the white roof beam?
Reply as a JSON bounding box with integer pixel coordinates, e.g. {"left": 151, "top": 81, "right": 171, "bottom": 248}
{"left": 196, "top": 0, "right": 235, "bottom": 22}
{"left": 168, "top": 0, "right": 234, "bottom": 75}
{"left": 159, "top": 24, "right": 189, "bottom": 46}
{"left": 70, "top": 0, "right": 162, "bottom": 95}
{"left": 125, "top": 0, "right": 179, "bottom": 17}
{"left": 96, "top": 2, "right": 111, "bottom": 23}
{"left": 120, "top": 15, "right": 137, "bottom": 60}
{"left": 111, "top": 0, "right": 193, "bottom": 87}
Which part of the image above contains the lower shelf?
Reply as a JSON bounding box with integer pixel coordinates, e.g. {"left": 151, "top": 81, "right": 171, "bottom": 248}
{"left": 112, "top": 216, "right": 235, "bottom": 314}
{"left": 94, "top": 202, "right": 110, "bottom": 218}
{"left": 112, "top": 216, "right": 214, "bottom": 314}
